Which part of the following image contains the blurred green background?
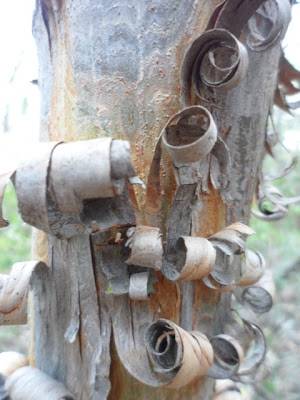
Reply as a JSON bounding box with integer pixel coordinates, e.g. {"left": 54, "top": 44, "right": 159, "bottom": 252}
{"left": 0, "top": 184, "right": 31, "bottom": 354}
{"left": 0, "top": 1, "right": 300, "bottom": 399}
{"left": 0, "top": 184, "right": 31, "bottom": 273}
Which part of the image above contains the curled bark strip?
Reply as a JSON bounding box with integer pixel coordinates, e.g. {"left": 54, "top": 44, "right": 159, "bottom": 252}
{"left": 5, "top": 367, "right": 74, "bottom": 400}
{"left": 238, "top": 249, "right": 265, "bottom": 286}
{"left": 50, "top": 138, "right": 135, "bottom": 214}
{"left": 129, "top": 271, "right": 154, "bottom": 301}
{"left": 161, "top": 106, "right": 217, "bottom": 166}
{"left": 163, "top": 236, "right": 216, "bottom": 281}
{"left": 181, "top": 29, "right": 248, "bottom": 104}
{"left": 209, "top": 222, "right": 255, "bottom": 254}
{"left": 206, "top": 1, "right": 226, "bottom": 31}
{"left": 199, "top": 223, "right": 254, "bottom": 290}
{"left": 214, "top": 0, "right": 269, "bottom": 37}
{"left": 0, "top": 352, "right": 28, "bottom": 378}
{"left": 209, "top": 318, "right": 266, "bottom": 380}
{"left": 213, "top": 380, "right": 242, "bottom": 400}
{"left": 208, "top": 334, "right": 244, "bottom": 379}
{"left": 246, "top": 0, "right": 291, "bottom": 52}
{"left": 125, "top": 226, "right": 163, "bottom": 271}
{"left": 145, "top": 319, "right": 213, "bottom": 389}
{"left": 15, "top": 139, "right": 136, "bottom": 236}
{"left": 0, "top": 261, "right": 45, "bottom": 325}
{"left": 0, "top": 172, "right": 14, "bottom": 228}
{"left": 252, "top": 204, "right": 287, "bottom": 220}
{"left": 235, "top": 269, "right": 275, "bottom": 314}
{"left": 253, "top": 184, "right": 300, "bottom": 221}
{"left": 233, "top": 320, "right": 266, "bottom": 379}
{"left": 15, "top": 142, "right": 61, "bottom": 232}
{"left": 202, "top": 275, "right": 236, "bottom": 292}
{"left": 264, "top": 155, "right": 297, "bottom": 182}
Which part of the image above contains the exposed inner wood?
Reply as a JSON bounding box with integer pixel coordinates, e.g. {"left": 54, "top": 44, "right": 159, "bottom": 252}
{"left": 31, "top": 0, "right": 285, "bottom": 399}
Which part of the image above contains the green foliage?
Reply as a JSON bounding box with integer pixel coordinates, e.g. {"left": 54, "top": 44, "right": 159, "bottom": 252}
{"left": 0, "top": 183, "right": 31, "bottom": 272}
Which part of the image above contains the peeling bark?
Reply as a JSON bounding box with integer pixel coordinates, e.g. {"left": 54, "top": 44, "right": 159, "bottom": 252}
{"left": 31, "top": 1, "right": 286, "bottom": 399}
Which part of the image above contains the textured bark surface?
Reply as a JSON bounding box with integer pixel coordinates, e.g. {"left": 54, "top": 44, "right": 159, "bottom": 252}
{"left": 32, "top": 1, "right": 283, "bottom": 399}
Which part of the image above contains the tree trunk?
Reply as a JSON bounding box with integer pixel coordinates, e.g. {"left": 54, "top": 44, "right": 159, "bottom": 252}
{"left": 31, "top": 1, "right": 285, "bottom": 399}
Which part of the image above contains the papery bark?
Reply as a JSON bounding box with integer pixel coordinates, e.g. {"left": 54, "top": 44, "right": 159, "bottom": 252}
{"left": 31, "top": 1, "right": 287, "bottom": 399}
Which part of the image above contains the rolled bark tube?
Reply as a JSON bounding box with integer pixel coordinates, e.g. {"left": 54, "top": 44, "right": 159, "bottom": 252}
{"left": 129, "top": 271, "right": 153, "bottom": 301}
{"left": 236, "top": 269, "right": 275, "bottom": 314}
{"left": 246, "top": 0, "right": 291, "bottom": 51}
{"left": 208, "top": 334, "right": 244, "bottom": 379}
{"left": 125, "top": 226, "right": 163, "bottom": 271}
{"left": 0, "top": 352, "right": 28, "bottom": 377}
{"left": 202, "top": 274, "right": 236, "bottom": 292}
{"left": 161, "top": 106, "right": 217, "bottom": 166}
{"left": 50, "top": 138, "right": 135, "bottom": 213}
{"left": 15, "top": 142, "right": 61, "bottom": 232}
{"left": 252, "top": 184, "right": 300, "bottom": 221}
{"left": 145, "top": 319, "right": 213, "bottom": 389}
{"left": 0, "top": 261, "right": 45, "bottom": 325}
{"left": 181, "top": 29, "right": 248, "bottom": 103}
{"left": 209, "top": 222, "right": 255, "bottom": 254}
{"left": 238, "top": 249, "right": 265, "bottom": 286}
{"left": 5, "top": 367, "right": 74, "bottom": 400}
{"left": 201, "top": 223, "right": 255, "bottom": 290}
{"left": 163, "top": 236, "right": 216, "bottom": 281}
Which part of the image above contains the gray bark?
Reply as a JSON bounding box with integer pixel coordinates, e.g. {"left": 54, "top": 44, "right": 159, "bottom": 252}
{"left": 31, "top": 1, "right": 283, "bottom": 399}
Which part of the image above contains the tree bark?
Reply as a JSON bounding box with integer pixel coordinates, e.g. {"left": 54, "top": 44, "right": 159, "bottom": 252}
{"left": 31, "top": 1, "right": 284, "bottom": 399}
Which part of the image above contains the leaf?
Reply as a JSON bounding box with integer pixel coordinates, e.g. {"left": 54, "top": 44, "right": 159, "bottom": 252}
{"left": 279, "top": 53, "right": 300, "bottom": 94}
{"left": 274, "top": 54, "right": 300, "bottom": 112}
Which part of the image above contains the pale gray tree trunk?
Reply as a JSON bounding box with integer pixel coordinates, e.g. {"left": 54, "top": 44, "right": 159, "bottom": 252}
{"left": 31, "top": 1, "right": 283, "bottom": 399}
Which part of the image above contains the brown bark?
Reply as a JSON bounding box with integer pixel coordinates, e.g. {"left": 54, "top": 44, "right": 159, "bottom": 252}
{"left": 31, "top": 1, "right": 284, "bottom": 399}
